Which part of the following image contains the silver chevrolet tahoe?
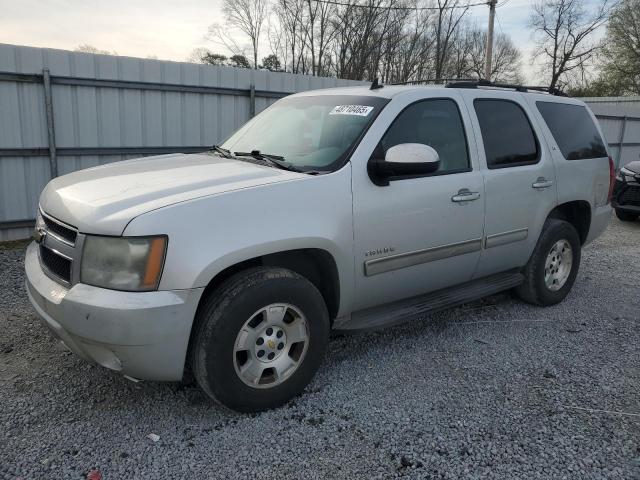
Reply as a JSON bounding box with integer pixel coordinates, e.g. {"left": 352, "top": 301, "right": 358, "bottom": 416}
{"left": 25, "top": 81, "right": 613, "bottom": 412}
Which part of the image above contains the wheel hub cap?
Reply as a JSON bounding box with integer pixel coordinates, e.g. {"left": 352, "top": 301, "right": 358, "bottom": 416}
{"left": 233, "top": 303, "right": 309, "bottom": 389}
{"left": 254, "top": 325, "right": 287, "bottom": 363}
{"left": 544, "top": 239, "right": 573, "bottom": 291}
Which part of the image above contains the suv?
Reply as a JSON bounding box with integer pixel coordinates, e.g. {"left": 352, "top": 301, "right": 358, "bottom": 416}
{"left": 25, "top": 81, "right": 613, "bottom": 412}
{"left": 612, "top": 160, "right": 640, "bottom": 222}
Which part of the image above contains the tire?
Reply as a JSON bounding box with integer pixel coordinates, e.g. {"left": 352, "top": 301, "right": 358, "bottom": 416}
{"left": 515, "top": 219, "right": 581, "bottom": 306}
{"left": 190, "top": 267, "right": 330, "bottom": 412}
{"left": 615, "top": 209, "right": 638, "bottom": 222}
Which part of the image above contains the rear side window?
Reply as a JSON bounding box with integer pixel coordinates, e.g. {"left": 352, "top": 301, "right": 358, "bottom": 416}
{"left": 536, "top": 102, "right": 607, "bottom": 160}
{"left": 474, "top": 99, "right": 539, "bottom": 169}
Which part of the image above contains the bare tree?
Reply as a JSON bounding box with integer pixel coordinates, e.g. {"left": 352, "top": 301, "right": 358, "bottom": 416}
{"left": 529, "top": 0, "right": 613, "bottom": 90}
{"left": 378, "top": 5, "right": 434, "bottom": 83}
{"left": 198, "top": 0, "right": 522, "bottom": 83}
{"left": 303, "top": 0, "right": 337, "bottom": 75}
{"left": 432, "top": 0, "right": 470, "bottom": 81}
{"left": 207, "top": 23, "right": 247, "bottom": 59}
{"left": 273, "top": 0, "right": 306, "bottom": 73}
{"left": 465, "top": 28, "right": 522, "bottom": 82}
{"left": 331, "top": 0, "right": 407, "bottom": 81}
{"left": 212, "top": 0, "right": 269, "bottom": 68}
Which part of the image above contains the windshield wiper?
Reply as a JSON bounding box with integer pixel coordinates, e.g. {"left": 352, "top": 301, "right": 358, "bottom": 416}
{"left": 209, "top": 145, "right": 233, "bottom": 158}
{"left": 234, "top": 150, "right": 301, "bottom": 172}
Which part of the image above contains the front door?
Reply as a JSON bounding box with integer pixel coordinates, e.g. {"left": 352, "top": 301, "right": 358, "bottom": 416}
{"left": 351, "top": 92, "right": 485, "bottom": 311}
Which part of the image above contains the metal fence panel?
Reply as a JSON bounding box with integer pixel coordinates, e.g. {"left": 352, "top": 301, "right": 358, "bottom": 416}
{"left": 0, "top": 43, "right": 365, "bottom": 240}
{"left": 582, "top": 97, "right": 640, "bottom": 170}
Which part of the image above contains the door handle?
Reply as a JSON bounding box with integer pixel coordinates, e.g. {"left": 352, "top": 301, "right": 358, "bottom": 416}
{"left": 532, "top": 177, "right": 554, "bottom": 189}
{"left": 451, "top": 189, "right": 481, "bottom": 202}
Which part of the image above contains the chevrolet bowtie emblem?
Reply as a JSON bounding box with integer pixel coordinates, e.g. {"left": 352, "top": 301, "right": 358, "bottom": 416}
{"left": 267, "top": 340, "right": 276, "bottom": 349}
{"left": 34, "top": 227, "right": 47, "bottom": 244}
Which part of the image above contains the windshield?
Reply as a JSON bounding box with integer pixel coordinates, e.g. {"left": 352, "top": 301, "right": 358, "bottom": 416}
{"left": 221, "top": 95, "right": 389, "bottom": 172}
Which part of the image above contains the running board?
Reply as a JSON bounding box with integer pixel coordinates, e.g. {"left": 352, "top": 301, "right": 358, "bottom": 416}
{"left": 334, "top": 271, "right": 524, "bottom": 332}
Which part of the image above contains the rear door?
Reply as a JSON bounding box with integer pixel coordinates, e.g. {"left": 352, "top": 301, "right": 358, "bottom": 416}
{"left": 524, "top": 98, "right": 611, "bottom": 226}
{"left": 461, "top": 90, "right": 558, "bottom": 277}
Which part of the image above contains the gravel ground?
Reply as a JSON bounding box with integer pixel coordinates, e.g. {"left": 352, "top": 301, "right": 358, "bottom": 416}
{"left": 0, "top": 219, "right": 638, "bottom": 480}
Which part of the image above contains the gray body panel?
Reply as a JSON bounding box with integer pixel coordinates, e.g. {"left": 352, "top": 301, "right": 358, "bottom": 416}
{"left": 351, "top": 89, "right": 486, "bottom": 311}
{"left": 460, "top": 89, "right": 559, "bottom": 279}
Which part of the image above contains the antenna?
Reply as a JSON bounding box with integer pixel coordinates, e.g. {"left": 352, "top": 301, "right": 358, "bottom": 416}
{"left": 370, "top": 78, "right": 383, "bottom": 90}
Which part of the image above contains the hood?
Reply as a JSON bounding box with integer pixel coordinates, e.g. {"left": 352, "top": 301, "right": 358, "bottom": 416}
{"left": 40, "top": 153, "right": 303, "bottom": 235}
{"left": 623, "top": 160, "right": 640, "bottom": 174}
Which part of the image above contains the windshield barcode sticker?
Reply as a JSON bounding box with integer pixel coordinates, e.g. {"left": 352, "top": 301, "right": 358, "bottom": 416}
{"left": 329, "top": 105, "right": 374, "bottom": 116}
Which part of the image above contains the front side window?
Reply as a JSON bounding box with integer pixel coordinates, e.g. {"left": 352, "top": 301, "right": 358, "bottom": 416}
{"left": 221, "top": 95, "right": 388, "bottom": 172}
{"left": 536, "top": 102, "right": 607, "bottom": 160}
{"left": 377, "top": 98, "right": 470, "bottom": 175}
{"left": 474, "top": 99, "right": 539, "bottom": 169}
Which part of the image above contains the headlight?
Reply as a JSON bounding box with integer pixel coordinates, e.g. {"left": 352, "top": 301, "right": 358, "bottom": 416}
{"left": 619, "top": 167, "right": 634, "bottom": 181}
{"left": 81, "top": 236, "right": 167, "bottom": 291}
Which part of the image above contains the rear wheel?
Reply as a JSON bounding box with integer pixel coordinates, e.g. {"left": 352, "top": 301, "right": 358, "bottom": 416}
{"left": 515, "top": 219, "right": 581, "bottom": 306}
{"left": 615, "top": 209, "right": 639, "bottom": 222}
{"left": 190, "top": 267, "right": 330, "bottom": 412}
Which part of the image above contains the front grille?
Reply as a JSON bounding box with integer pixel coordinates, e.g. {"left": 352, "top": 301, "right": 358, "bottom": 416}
{"left": 618, "top": 185, "right": 640, "bottom": 207}
{"left": 42, "top": 213, "right": 77, "bottom": 245}
{"left": 39, "top": 245, "right": 72, "bottom": 283}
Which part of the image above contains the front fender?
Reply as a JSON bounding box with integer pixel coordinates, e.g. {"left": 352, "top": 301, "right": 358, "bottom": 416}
{"left": 123, "top": 166, "right": 355, "bottom": 316}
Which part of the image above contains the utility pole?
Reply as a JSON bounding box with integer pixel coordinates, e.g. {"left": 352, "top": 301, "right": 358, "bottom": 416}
{"left": 484, "top": 0, "right": 497, "bottom": 80}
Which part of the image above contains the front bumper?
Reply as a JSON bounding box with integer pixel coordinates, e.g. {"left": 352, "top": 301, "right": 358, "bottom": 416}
{"left": 25, "top": 242, "right": 204, "bottom": 381}
{"left": 612, "top": 178, "right": 640, "bottom": 213}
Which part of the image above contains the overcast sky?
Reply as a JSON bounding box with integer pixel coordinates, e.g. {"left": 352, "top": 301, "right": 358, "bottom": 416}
{"left": 0, "top": 0, "right": 605, "bottom": 81}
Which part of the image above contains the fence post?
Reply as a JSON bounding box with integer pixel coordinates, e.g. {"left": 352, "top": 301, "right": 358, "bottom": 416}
{"left": 616, "top": 116, "right": 628, "bottom": 169}
{"left": 42, "top": 68, "right": 58, "bottom": 178}
{"left": 249, "top": 83, "right": 256, "bottom": 118}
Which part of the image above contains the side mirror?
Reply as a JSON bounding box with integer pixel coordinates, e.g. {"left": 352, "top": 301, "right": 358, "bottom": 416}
{"left": 368, "top": 143, "right": 440, "bottom": 186}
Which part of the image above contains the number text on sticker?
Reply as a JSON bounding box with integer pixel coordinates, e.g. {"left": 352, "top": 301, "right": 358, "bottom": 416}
{"left": 329, "top": 105, "right": 374, "bottom": 117}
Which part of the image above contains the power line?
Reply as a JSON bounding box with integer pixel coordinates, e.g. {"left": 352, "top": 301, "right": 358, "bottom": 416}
{"left": 496, "top": 8, "right": 504, "bottom": 34}
{"left": 307, "top": 0, "right": 491, "bottom": 11}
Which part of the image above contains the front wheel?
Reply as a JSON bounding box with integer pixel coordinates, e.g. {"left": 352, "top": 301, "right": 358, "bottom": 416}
{"left": 615, "top": 209, "right": 639, "bottom": 222}
{"left": 515, "top": 219, "right": 581, "bottom": 306}
{"left": 190, "top": 267, "right": 330, "bottom": 412}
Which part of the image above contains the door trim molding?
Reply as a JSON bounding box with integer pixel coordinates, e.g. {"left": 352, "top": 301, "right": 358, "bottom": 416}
{"left": 485, "top": 227, "right": 528, "bottom": 249}
{"left": 364, "top": 237, "right": 483, "bottom": 277}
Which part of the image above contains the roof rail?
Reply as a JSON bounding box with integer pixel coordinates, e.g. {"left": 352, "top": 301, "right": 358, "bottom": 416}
{"left": 391, "top": 78, "right": 477, "bottom": 86}
{"left": 389, "top": 77, "right": 568, "bottom": 96}
{"left": 445, "top": 79, "right": 568, "bottom": 97}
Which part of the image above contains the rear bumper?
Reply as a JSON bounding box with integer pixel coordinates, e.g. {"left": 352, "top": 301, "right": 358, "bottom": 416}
{"left": 25, "top": 242, "right": 204, "bottom": 381}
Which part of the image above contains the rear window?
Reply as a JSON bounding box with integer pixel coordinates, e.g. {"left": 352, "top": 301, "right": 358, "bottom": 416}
{"left": 536, "top": 102, "right": 607, "bottom": 160}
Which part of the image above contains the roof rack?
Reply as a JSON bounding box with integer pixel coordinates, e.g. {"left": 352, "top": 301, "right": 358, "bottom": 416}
{"left": 445, "top": 79, "right": 567, "bottom": 97}
{"left": 391, "top": 78, "right": 567, "bottom": 97}
{"left": 391, "top": 78, "right": 477, "bottom": 86}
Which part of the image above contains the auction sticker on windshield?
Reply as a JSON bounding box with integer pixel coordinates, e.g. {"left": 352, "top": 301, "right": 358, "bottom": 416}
{"left": 329, "top": 105, "right": 374, "bottom": 116}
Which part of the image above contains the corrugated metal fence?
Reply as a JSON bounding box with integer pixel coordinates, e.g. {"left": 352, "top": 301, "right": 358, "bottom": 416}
{"left": 581, "top": 97, "right": 640, "bottom": 171}
{"left": 2, "top": 43, "right": 639, "bottom": 241}
{"left": 0, "top": 43, "right": 364, "bottom": 240}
